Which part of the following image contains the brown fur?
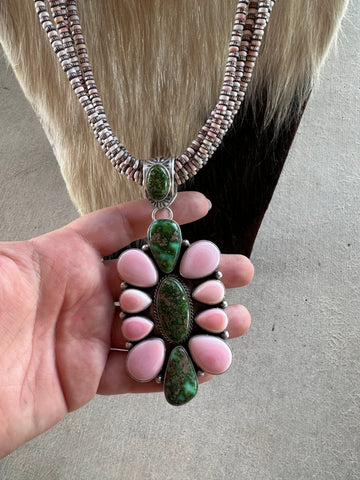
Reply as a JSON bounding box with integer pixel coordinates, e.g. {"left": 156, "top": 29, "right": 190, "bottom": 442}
{"left": 0, "top": 0, "right": 348, "bottom": 215}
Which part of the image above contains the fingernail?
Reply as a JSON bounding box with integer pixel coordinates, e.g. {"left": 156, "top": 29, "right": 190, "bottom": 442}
{"left": 208, "top": 199, "right": 212, "bottom": 211}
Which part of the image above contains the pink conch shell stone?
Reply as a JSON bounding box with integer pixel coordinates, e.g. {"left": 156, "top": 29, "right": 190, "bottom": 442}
{"left": 192, "top": 280, "right": 225, "bottom": 305}
{"left": 120, "top": 289, "right": 152, "bottom": 313}
{"left": 117, "top": 249, "right": 158, "bottom": 287}
{"left": 121, "top": 316, "right": 154, "bottom": 342}
{"left": 189, "top": 335, "right": 232, "bottom": 375}
{"left": 126, "top": 339, "right": 165, "bottom": 382}
{"left": 180, "top": 240, "right": 220, "bottom": 279}
{"left": 195, "top": 308, "right": 228, "bottom": 333}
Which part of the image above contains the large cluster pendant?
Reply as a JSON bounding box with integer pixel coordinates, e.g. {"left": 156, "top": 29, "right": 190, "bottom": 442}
{"left": 118, "top": 159, "right": 232, "bottom": 406}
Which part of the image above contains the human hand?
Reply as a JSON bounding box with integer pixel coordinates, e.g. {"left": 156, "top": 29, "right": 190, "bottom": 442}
{"left": 0, "top": 192, "right": 253, "bottom": 457}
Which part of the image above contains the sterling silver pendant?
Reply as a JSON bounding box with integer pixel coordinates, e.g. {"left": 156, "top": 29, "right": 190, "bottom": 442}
{"left": 117, "top": 158, "right": 232, "bottom": 405}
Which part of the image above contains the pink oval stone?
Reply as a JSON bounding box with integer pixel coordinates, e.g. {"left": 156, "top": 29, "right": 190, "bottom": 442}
{"left": 195, "top": 308, "right": 228, "bottom": 333}
{"left": 189, "top": 335, "right": 232, "bottom": 375}
{"left": 121, "top": 316, "right": 154, "bottom": 341}
{"left": 117, "top": 249, "right": 158, "bottom": 287}
{"left": 180, "top": 240, "right": 220, "bottom": 279}
{"left": 120, "top": 289, "right": 152, "bottom": 313}
{"left": 126, "top": 339, "right": 165, "bottom": 382}
{"left": 192, "top": 280, "right": 225, "bottom": 305}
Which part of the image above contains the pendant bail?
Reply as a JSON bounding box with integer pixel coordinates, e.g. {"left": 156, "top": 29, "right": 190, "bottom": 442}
{"left": 143, "top": 157, "right": 177, "bottom": 209}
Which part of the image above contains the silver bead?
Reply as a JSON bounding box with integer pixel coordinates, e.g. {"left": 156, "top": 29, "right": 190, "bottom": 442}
{"left": 222, "top": 330, "right": 230, "bottom": 340}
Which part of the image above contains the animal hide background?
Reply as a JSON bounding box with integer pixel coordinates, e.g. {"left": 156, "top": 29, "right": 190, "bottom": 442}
{"left": 0, "top": 0, "right": 348, "bottom": 254}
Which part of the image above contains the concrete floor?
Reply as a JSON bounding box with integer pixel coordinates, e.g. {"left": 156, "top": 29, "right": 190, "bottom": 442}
{"left": 0, "top": 7, "right": 359, "bottom": 480}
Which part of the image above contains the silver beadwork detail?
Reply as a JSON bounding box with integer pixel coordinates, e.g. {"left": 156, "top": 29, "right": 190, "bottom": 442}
{"left": 35, "top": 0, "right": 276, "bottom": 185}
{"left": 222, "top": 330, "right": 230, "bottom": 340}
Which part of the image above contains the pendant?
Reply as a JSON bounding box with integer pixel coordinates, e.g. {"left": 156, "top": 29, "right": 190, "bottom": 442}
{"left": 117, "top": 158, "right": 231, "bottom": 405}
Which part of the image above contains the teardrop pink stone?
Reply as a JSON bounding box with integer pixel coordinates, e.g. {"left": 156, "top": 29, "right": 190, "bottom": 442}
{"left": 120, "top": 289, "right": 152, "bottom": 313}
{"left": 126, "top": 339, "right": 165, "bottom": 382}
{"left": 195, "top": 308, "right": 228, "bottom": 333}
{"left": 192, "top": 280, "right": 225, "bottom": 305}
{"left": 180, "top": 240, "right": 220, "bottom": 279}
{"left": 121, "top": 316, "right": 154, "bottom": 341}
{"left": 117, "top": 249, "right": 158, "bottom": 287}
{"left": 189, "top": 335, "right": 232, "bottom": 375}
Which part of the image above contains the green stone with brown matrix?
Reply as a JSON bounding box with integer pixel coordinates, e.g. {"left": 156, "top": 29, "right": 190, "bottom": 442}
{"left": 157, "top": 276, "right": 190, "bottom": 343}
{"left": 148, "top": 219, "right": 182, "bottom": 273}
{"left": 146, "top": 164, "right": 170, "bottom": 201}
{"left": 164, "top": 346, "right": 198, "bottom": 406}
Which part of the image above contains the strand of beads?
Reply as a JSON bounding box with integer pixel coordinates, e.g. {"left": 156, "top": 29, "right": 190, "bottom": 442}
{"left": 175, "top": 1, "right": 274, "bottom": 183}
{"left": 34, "top": 0, "right": 275, "bottom": 185}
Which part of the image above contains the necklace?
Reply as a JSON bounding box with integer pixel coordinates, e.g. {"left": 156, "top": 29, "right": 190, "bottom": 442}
{"left": 35, "top": 0, "right": 275, "bottom": 405}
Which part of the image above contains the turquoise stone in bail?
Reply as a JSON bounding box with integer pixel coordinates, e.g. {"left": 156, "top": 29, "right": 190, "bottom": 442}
{"left": 146, "top": 164, "right": 170, "bottom": 201}
{"left": 148, "top": 219, "right": 182, "bottom": 273}
{"left": 164, "top": 346, "right": 198, "bottom": 406}
{"left": 157, "top": 277, "right": 190, "bottom": 343}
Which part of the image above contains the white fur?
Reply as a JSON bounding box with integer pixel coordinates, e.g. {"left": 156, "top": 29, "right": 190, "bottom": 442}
{"left": 0, "top": 0, "right": 349, "bottom": 213}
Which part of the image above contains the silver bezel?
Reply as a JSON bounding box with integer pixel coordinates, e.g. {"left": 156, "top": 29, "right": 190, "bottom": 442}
{"left": 143, "top": 157, "right": 177, "bottom": 209}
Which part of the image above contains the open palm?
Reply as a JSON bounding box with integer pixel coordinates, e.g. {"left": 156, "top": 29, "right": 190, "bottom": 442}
{"left": 0, "top": 192, "right": 253, "bottom": 457}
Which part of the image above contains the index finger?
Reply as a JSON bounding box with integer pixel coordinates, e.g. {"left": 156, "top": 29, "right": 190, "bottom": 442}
{"left": 66, "top": 192, "right": 210, "bottom": 257}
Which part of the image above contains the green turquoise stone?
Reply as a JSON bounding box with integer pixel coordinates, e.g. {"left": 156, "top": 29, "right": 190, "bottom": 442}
{"left": 164, "top": 346, "right": 198, "bottom": 406}
{"left": 146, "top": 164, "right": 170, "bottom": 201}
{"left": 148, "top": 219, "right": 182, "bottom": 273}
{"left": 157, "top": 277, "right": 190, "bottom": 343}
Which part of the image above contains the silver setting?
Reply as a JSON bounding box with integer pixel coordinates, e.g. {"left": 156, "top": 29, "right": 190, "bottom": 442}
{"left": 221, "top": 300, "right": 228, "bottom": 309}
{"left": 141, "top": 244, "right": 150, "bottom": 251}
{"left": 222, "top": 330, "right": 230, "bottom": 340}
{"left": 120, "top": 282, "right": 128, "bottom": 291}
{"left": 119, "top": 311, "right": 126, "bottom": 320}
{"left": 155, "top": 375, "right": 163, "bottom": 384}
{"left": 215, "top": 270, "right": 223, "bottom": 280}
{"left": 125, "top": 342, "right": 133, "bottom": 350}
{"left": 151, "top": 206, "right": 174, "bottom": 222}
{"left": 182, "top": 239, "right": 191, "bottom": 248}
{"left": 197, "top": 370, "right": 205, "bottom": 378}
{"left": 143, "top": 157, "right": 177, "bottom": 209}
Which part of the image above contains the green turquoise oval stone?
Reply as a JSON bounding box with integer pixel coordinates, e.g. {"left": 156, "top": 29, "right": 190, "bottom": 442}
{"left": 157, "top": 277, "right": 190, "bottom": 343}
{"left": 164, "top": 346, "right": 198, "bottom": 406}
{"left": 146, "top": 164, "right": 170, "bottom": 201}
{"left": 148, "top": 219, "right": 182, "bottom": 273}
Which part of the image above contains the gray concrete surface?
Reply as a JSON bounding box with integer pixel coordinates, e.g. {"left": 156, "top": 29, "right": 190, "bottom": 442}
{"left": 0, "top": 8, "right": 359, "bottom": 480}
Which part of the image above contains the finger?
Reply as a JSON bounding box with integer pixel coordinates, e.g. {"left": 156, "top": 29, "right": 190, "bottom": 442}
{"left": 66, "top": 192, "right": 210, "bottom": 257}
{"left": 97, "top": 350, "right": 212, "bottom": 395}
{"left": 219, "top": 254, "right": 254, "bottom": 288}
{"left": 226, "top": 304, "right": 251, "bottom": 338}
{"left": 110, "top": 303, "right": 251, "bottom": 350}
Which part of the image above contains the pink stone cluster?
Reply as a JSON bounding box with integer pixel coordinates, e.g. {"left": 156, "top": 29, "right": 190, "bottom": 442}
{"left": 117, "top": 240, "right": 232, "bottom": 383}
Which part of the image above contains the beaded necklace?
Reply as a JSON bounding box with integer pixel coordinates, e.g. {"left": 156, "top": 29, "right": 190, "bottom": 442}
{"left": 35, "top": 0, "right": 275, "bottom": 406}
